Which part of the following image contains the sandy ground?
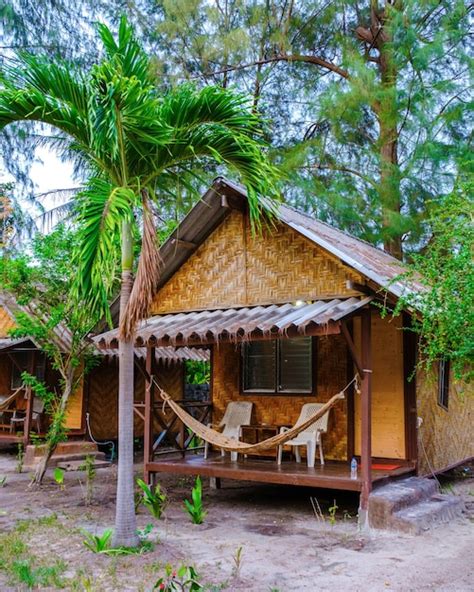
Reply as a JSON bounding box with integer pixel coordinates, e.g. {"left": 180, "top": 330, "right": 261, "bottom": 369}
{"left": 0, "top": 449, "right": 472, "bottom": 592}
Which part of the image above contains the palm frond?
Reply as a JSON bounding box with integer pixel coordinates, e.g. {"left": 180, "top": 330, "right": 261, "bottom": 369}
{"left": 73, "top": 178, "right": 136, "bottom": 323}
{"left": 120, "top": 189, "right": 161, "bottom": 339}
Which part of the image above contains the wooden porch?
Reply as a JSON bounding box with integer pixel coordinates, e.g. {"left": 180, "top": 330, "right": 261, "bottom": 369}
{"left": 147, "top": 454, "right": 415, "bottom": 491}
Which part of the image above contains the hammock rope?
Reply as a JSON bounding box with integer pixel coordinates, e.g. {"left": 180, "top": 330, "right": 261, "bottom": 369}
{"left": 150, "top": 374, "right": 360, "bottom": 453}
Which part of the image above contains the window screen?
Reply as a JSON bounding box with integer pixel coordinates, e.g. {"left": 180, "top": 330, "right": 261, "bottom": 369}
{"left": 11, "top": 352, "right": 45, "bottom": 389}
{"left": 438, "top": 358, "right": 450, "bottom": 410}
{"left": 242, "top": 338, "right": 313, "bottom": 394}
{"left": 279, "top": 338, "right": 313, "bottom": 393}
{"left": 242, "top": 341, "right": 276, "bottom": 392}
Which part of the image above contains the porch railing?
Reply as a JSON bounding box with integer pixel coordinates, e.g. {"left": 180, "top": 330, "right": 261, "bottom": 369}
{"left": 134, "top": 399, "right": 212, "bottom": 457}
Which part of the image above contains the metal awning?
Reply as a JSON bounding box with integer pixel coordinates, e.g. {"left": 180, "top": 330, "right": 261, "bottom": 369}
{"left": 0, "top": 338, "right": 32, "bottom": 352}
{"left": 100, "top": 346, "right": 210, "bottom": 364}
{"left": 95, "top": 297, "right": 372, "bottom": 349}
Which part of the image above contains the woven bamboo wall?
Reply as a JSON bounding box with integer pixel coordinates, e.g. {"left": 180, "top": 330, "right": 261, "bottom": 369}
{"left": 87, "top": 359, "right": 185, "bottom": 440}
{"left": 353, "top": 313, "right": 406, "bottom": 459}
{"left": 417, "top": 369, "right": 473, "bottom": 474}
{"left": 64, "top": 378, "right": 84, "bottom": 430}
{"left": 0, "top": 306, "right": 16, "bottom": 337}
{"left": 212, "top": 335, "right": 348, "bottom": 461}
{"left": 152, "top": 211, "right": 362, "bottom": 314}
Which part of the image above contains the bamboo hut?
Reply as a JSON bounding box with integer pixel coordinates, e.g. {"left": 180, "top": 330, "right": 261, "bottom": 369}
{"left": 96, "top": 177, "right": 473, "bottom": 517}
{"left": 0, "top": 296, "right": 209, "bottom": 463}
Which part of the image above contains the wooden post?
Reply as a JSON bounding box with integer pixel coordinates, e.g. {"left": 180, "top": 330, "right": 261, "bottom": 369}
{"left": 23, "top": 351, "right": 36, "bottom": 446}
{"left": 359, "top": 308, "right": 372, "bottom": 528}
{"left": 144, "top": 347, "right": 155, "bottom": 484}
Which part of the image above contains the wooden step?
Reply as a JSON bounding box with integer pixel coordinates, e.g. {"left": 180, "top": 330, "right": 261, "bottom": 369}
{"left": 56, "top": 458, "right": 110, "bottom": 471}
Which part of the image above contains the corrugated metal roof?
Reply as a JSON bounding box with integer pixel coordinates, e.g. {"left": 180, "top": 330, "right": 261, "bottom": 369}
{"left": 0, "top": 337, "right": 31, "bottom": 351}
{"left": 96, "top": 297, "right": 372, "bottom": 348}
{"left": 101, "top": 346, "right": 210, "bottom": 364}
{"left": 0, "top": 294, "right": 74, "bottom": 352}
{"left": 0, "top": 295, "right": 208, "bottom": 363}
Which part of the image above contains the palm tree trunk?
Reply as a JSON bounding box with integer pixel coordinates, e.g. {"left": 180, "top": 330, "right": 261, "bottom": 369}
{"left": 112, "top": 220, "right": 139, "bottom": 548}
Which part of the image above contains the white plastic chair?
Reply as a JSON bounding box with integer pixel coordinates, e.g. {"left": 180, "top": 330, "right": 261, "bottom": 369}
{"left": 277, "top": 403, "right": 330, "bottom": 468}
{"left": 204, "top": 401, "right": 253, "bottom": 462}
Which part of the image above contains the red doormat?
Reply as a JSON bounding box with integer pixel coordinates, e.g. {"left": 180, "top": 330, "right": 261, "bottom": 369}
{"left": 371, "top": 463, "right": 401, "bottom": 470}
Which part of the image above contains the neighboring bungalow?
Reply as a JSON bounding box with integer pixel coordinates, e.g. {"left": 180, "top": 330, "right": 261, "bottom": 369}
{"left": 96, "top": 177, "right": 473, "bottom": 519}
{"left": 0, "top": 296, "right": 209, "bottom": 462}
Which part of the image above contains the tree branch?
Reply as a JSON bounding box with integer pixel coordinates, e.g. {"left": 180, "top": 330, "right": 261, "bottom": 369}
{"left": 195, "top": 53, "right": 349, "bottom": 81}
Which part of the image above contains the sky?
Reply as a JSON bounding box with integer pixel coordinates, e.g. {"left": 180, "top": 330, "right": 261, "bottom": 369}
{"left": 30, "top": 148, "right": 77, "bottom": 194}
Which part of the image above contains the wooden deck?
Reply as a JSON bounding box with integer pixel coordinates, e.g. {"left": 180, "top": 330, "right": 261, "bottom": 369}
{"left": 0, "top": 432, "right": 23, "bottom": 444}
{"left": 147, "top": 454, "right": 415, "bottom": 492}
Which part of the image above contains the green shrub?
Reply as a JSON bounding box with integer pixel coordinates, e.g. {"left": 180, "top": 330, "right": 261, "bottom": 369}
{"left": 137, "top": 478, "right": 167, "bottom": 520}
{"left": 183, "top": 477, "right": 207, "bottom": 525}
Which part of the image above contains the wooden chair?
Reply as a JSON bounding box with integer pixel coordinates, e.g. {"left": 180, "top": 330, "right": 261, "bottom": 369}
{"left": 10, "top": 397, "right": 45, "bottom": 434}
{"left": 277, "top": 403, "right": 330, "bottom": 468}
{"left": 204, "top": 401, "right": 253, "bottom": 462}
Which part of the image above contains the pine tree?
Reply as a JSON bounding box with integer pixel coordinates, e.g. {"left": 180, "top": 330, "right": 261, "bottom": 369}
{"left": 148, "top": 0, "right": 472, "bottom": 257}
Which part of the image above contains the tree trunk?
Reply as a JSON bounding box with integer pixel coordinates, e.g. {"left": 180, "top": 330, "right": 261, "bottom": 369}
{"left": 112, "top": 220, "right": 139, "bottom": 548}
{"left": 32, "top": 366, "right": 75, "bottom": 485}
{"left": 373, "top": 2, "right": 403, "bottom": 259}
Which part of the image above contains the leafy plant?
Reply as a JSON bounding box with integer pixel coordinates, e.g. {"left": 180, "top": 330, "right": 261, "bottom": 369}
{"left": 16, "top": 442, "right": 24, "bottom": 473}
{"left": 136, "top": 523, "right": 154, "bottom": 540}
{"left": 328, "top": 500, "right": 338, "bottom": 526}
{"left": 80, "top": 454, "right": 96, "bottom": 505}
{"left": 82, "top": 529, "right": 113, "bottom": 553}
{"left": 137, "top": 478, "right": 168, "bottom": 520}
{"left": 183, "top": 477, "right": 207, "bottom": 525}
{"left": 232, "top": 546, "right": 244, "bottom": 578}
{"left": 53, "top": 467, "right": 65, "bottom": 488}
{"left": 154, "top": 565, "right": 203, "bottom": 591}
{"left": 0, "top": 476, "right": 6, "bottom": 487}
{"left": 185, "top": 361, "right": 210, "bottom": 385}
{"left": 11, "top": 559, "right": 66, "bottom": 589}
{"left": 385, "top": 176, "right": 473, "bottom": 383}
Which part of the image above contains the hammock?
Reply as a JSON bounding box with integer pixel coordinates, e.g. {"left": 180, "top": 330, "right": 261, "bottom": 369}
{"left": 0, "top": 385, "right": 25, "bottom": 411}
{"left": 154, "top": 375, "right": 359, "bottom": 454}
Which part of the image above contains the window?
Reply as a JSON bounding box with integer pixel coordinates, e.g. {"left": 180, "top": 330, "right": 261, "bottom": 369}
{"left": 242, "top": 338, "right": 313, "bottom": 394}
{"left": 437, "top": 358, "right": 450, "bottom": 410}
{"left": 11, "top": 352, "right": 45, "bottom": 389}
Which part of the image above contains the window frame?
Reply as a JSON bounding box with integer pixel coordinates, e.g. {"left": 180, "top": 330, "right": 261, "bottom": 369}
{"left": 437, "top": 358, "right": 450, "bottom": 410}
{"left": 241, "top": 337, "right": 316, "bottom": 396}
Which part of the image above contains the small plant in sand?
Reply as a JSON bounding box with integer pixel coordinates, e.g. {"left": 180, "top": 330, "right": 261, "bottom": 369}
{"left": 83, "top": 528, "right": 154, "bottom": 556}
{"left": 53, "top": 467, "right": 65, "bottom": 489}
{"left": 137, "top": 478, "right": 167, "bottom": 519}
{"left": 0, "top": 475, "right": 6, "bottom": 487}
{"left": 83, "top": 529, "right": 113, "bottom": 553}
{"left": 136, "top": 523, "right": 154, "bottom": 540}
{"left": 80, "top": 454, "right": 96, "bottom": 505}
{"left": 328, "top": 499, "right": 338, "bottom": 526}
{"left": 183, "top": 476, "right": 207, "bottom": 525}
{"left": 16, "top": 442, "right": 24, "bottom": 473}
{"left": 154, "top": 565, "right": 203, "bottom": 591}
{"left": 232, "top": 545, "right": 244, "bottom": 578}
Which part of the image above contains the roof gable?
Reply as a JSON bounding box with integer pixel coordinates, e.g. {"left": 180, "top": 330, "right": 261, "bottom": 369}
{"left": 152, "top": 209, "right": 363, "bottom": 314}
{"left": 153, "top": 178, "right": 414, "bottom": 303}
{"left": 0, "top": 304, "right": 17, "bottom": 338}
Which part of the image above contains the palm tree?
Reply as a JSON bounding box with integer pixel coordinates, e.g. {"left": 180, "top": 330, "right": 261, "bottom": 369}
{"left": 0, "top": 18, "right": 280, "bottom": 547}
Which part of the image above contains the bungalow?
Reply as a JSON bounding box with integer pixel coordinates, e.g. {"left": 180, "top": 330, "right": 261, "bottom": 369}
{"left": 96, "top": 177, "right": 473, "bottom": 521}
{"left": 0, "top": 295, "right": 209, "bottom": 465}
